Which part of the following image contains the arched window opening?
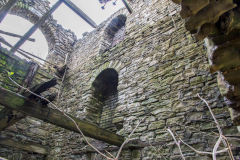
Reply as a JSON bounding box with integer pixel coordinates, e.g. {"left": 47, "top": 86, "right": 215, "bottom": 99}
{"left": 92, "top": 68, "right": 119, "bottom": 131}
{"left": 0, "top": 15, "right": 48, "bottom": 63}
{"left": 100, "top": 14, "right": 127, "bottom": 53}
{"left": 112, "top": 24, "right": 126, "bottom": 47}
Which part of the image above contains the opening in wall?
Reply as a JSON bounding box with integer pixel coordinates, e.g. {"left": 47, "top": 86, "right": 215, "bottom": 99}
{"left": 100, "top": 14, "right": 127, "bottom": 53}
{"left": 0, "top": 15, "right": 49, "bottom": 63}
{"left": 91, "top": 68, "right": 120, "bottom": 131}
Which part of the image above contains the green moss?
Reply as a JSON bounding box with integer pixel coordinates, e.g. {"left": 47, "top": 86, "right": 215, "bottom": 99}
{"left": 0, "top": 49, "right": 31, "bottom": 91}
{"left": 7, "top": 94, "right": 25, "bottom": 108}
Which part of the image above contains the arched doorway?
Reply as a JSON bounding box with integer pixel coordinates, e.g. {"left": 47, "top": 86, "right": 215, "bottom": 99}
{"left": 92, "top": 68, "right": 119, "bottom": 131}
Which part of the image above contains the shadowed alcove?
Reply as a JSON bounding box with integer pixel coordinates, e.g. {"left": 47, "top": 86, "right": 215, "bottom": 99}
{"left": 91, "top": 68, "right": 119, "bottom": 131}
{"left": 99, "top": 14, "right": 127, "bottom": 53}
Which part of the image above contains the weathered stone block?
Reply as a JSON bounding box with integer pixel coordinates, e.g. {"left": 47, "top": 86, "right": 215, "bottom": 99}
{"left": 148, "top": 120, "right": 165, "bottom": 130}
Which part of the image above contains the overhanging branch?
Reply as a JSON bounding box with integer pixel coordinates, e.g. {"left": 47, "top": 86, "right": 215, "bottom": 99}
{"left": 0, "top": 78, "right": 57, "bottom": 131}
{"left": 0, "top": 138, "right": 49, "bottom": 155}
{"left": 0, "top": 87, "right": 124, "bottom": 146}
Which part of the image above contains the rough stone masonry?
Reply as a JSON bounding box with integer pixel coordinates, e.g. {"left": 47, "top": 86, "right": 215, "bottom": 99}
{"left": 0, "top": 0, "right": 240, "bottom": 160}
{"left": 48, "top": 0, "right": 239, "bottom": 159}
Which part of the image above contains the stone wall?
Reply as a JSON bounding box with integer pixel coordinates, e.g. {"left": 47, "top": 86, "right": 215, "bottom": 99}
{"left": 0, "top": 48, "right": 53, "bottom": 159}
{"left": 0, "top": 146, "right": 46, "bottom": 160}
{"left": 0, "top": 0, "right": 77, "bottom": 159}
{"left": 0, "top": 117, "right": 49, "bottom": 160}
{"left": 50, "top": 0, "right": 239, "bottom": 159}
{"left": 1, "top": 0, "right": 239, "bottom": 159}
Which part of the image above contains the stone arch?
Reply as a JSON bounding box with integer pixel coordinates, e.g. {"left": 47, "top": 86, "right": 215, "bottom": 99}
{"left": 92, "top": 68, "right": 118, "bottom": 130}
{"left": 99, "top": 14, "right": 127, "bottom": 53}
{"left": 0, "top": 0, "right": 77, "bottom": 63}
{"left": 85, "top": 60, "right": 124, "bottom": 131}
{"left": 92, "top": 68, "right": 118, "bottom": 99}
{"left": 89, "top": 60, "right": 123, "bottom": 85}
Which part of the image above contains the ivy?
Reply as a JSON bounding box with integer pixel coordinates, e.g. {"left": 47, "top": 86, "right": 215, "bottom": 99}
{"left": 7, "top": 71, "right": 14, "bottom": 77}
{"left": 15, "top": 0, "right": 35, "bottom": 10}
{"left": 16, "top": 1, "right": 29, "bottom": 9}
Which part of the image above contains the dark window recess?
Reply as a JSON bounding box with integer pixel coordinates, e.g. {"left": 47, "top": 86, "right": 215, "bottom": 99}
{"left": 100, "top": 15, "right": 127, "bottom": 53}
{"left": 99, "top": 94, "right": 118, "bottom": 129}
{"left": 92, "top": 68, "right": 119, "bottom": 131}
{"left": 112, "top": 26, "right": 125, "bottom": 47}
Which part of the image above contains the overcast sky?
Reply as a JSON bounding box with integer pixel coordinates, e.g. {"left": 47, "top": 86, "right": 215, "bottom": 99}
{"left": 50, "top": 0, "right": 124, "bottom": 37}
{"left": 0, "top": 0, "right": 124, "bottom": 61}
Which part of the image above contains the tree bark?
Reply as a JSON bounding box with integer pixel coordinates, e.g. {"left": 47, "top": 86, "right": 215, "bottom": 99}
{"left": 0, "top": 138, "right": 49, "bottom": 155}
{"left": 0, "top": 78, "right": 57, "bottom": 131}
{"left": 0, "top": 87, "right": 124, "bottom": 146}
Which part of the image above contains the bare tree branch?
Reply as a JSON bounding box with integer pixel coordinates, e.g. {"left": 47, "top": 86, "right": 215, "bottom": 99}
{"left": 212, "top": 136, "right": 222, "bottom": 160}
{"left": 167, "top": 128, "right": 185, "bottom": 160}
{"left": 197, "top": 94, "right": 222, "bottom": 134}
{"left": 179, "top": 138, "right": 228, "bottom": 155}
{"left": 197, "top": 94, "right": 234, "bottom": 160}
{"left": 8, "top": 75, "right": 113, "bottom": 160}
{"left": 115, "top": 117, "right": 145, "bottom": 159}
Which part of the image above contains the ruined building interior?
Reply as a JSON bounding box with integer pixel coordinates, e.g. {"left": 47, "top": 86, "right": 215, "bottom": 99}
{"left": 1, "top": 0, "right": 240, "bottom": 159}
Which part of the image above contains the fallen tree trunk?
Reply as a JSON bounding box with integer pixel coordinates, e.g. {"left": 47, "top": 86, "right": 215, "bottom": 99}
{"left": 185, "top": 0, "right": 236, "bottom": 32}
{"left": 0, "top": 138, "right": 49, "bottom": 155}
{"left": 0, "top": 87, "right": 124, "bottom": 146}
{"left": 0, "top": 108, "right": 25, "bottom": 130}
{"left": 24, "top": 78, "right": 57, "bottom": 98}
{"left": 0, "top": 78, "right": 57, "bottom": 131}
{"left": 180, "top": 0, "right": 209, "bottom": 18}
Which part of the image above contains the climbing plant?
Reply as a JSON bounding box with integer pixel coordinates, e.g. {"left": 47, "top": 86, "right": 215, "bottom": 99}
{"left": 15, "top": 0, "right": 35, "bottom": 10}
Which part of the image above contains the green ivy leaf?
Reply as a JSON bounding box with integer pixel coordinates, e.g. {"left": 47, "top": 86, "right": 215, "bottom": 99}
{"left": 8, "top": 72, "right": 14, "bottom": 76}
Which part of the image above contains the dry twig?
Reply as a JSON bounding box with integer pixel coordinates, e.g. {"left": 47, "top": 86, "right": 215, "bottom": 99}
{"left": 179, "top": 138, "right": 228, "bottom": 155}
{"left": 115, "top": 117, "right": 145, "bottom": 159}
{"left": 8, "top": 74, "right": 146, "bottom": 160}
{"left": 8, "top": 76, "right": 113, "bottom": 160}
{"left": 197, "top": 94, "right": 234, "bottom": 160}
{"left": 167, "top": 128, "right": 185, "bottom": 160}
{"left": 212, "top": 136, "right": 222, "bottom": 160}
{"left": 165, "top": 94, "right": 235, "bottom": 160}
{"left": 148, "top": 141, "right": 168, "bottom": 160}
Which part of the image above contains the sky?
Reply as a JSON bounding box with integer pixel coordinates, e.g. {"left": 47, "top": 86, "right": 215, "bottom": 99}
{"left": 49, "top": 0, "right": 124, "bottom": 37}
{"left": 0, "top": 0, "right": 124, "bottom": 62}
{"left": 0, "top": 15, "right": 49, "bottom": 61}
